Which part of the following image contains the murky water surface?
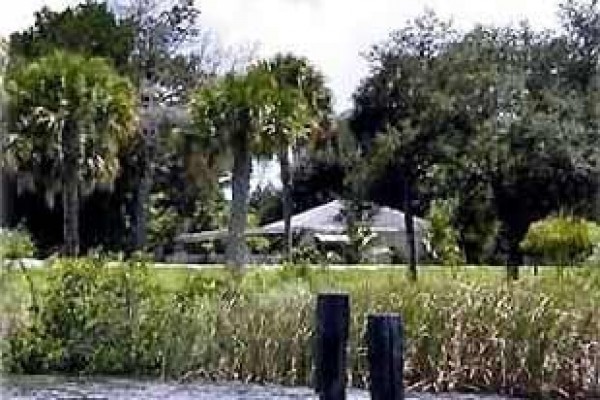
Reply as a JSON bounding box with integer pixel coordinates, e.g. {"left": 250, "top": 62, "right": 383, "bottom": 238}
{"left": 2, "top": 375, "right": 517, "bottom": 399}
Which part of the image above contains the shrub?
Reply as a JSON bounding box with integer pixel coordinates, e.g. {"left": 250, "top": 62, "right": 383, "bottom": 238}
{"left": 148, "top": 192, "right": 180, "bottom": 252}
{"left": 520, "top": 214, "right": 599, "bottom": 267}
{"left": 342, "top": 201, "right": 377, "bottom": 264}
{"left": 0, "top": 229, "right": 36, "bottom": 260}
{"left": 425, "top": 199, "right": 465, "bottom": 267}
{"left": 247, "top": 236, "right": 271, "bottom": 254}
{"left": 5, "top": 257, "right": 166, "bottom": 374}
{"left": 291, "top": 242, "right": 323, "bottom": 265}
{"left": 585, "top": 222, "right": 600, "bottom": 266}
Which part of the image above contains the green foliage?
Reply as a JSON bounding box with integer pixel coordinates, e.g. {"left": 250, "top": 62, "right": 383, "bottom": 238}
{"left": 8, "top": 2, "right": 134, "bottom": 72}
{"left": 588, "top": 221, "right": 600, "bottom": 245}
{"left": 5, "top": 50, "right": 136, "bottom": 189}
{"left": 341, "top": 201, "right": 377, "bottom": 264}
{"left": 5, "top": 50, "right": 137, "bottom": 254}
{"left": 190, "top": 65, "right": 311, "bottom": 159}
{"left": 0, "top": 37, "right": 7, "bottom": 70}
{"left": 351, "top": 5, "right": 600, "bottom": 268}
{"left": 425, "top": 199, "right": 465, "bottom": 267}
{"left": 249, "top": 184, "right": 283, "bottom": 225}
{"left": 265, "top": 54, "right": 332, "bottom": 119}
{"left": 5, "top": 257, "right": 165, "bottom": 374}
{"left": 263, "top": 53, "right": 333, "bottom": 151}
{"left": 520, "top": 214, "right": 599, "bottom": 266}
{"left": 190, "top": 64, "right": 313, "bottom": 267}
{"left": 290, "top": 243, "right": 323, "bottom": 266}
{"left": 246, "top": 236, "right": 271, "bottom": 254}
{"left": 0, "top": 229, "right": 36, "bottom": 259}
{"left": 147, "top": 192, "right": 180, "bottom": 249}
{"left": 586, "top": 244, "right": 600, "bottom": 267}
{"left": 277, "top": 261, "right": 313, "bottom": 283}
{"left": 177, "top": 272, "right": 229, "bottom": 300}
{"left": 244, "top": 208, "right": 271, "bottom": 254}
{"left": 1, "top": 37, "right": 10, "bottom": 168}
{"left": 3, "top": 0, "right": 234, "bottom": 255}
{"left": 4, "top": 265, "right": 599, "bottom": 398}
{"left": 0, "top": 37, "right": 7, "bottom": 92}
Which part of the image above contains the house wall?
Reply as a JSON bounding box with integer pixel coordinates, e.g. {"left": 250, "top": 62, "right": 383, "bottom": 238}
{"left": 376, "top": 231, "right": 429, "bottom": 263}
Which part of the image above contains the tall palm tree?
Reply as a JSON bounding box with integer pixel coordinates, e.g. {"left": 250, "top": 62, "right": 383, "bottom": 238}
{"left": 264, "top": 54, "right": 333, "bottom": 260}
{"left": 1, "top": 38, "right": 10, "bottom": 226}
{"left": 5, "top": 50, "right": 136, "bottom": 255}
{"left": 1, "top": 37, "right": 8, "bottom": 140}
{"left": 190, "top": 65, "right": 309, "bottom": 269}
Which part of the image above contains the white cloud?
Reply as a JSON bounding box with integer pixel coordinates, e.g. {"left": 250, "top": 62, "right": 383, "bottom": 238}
{"left": 0, "top": 0, "right": 82, "bottom": 38}
{"left": 2, "top": 0, "right": 562, "bottom": 111}
{"left": 200, "top": 0, "right": 561, "bottom": 111}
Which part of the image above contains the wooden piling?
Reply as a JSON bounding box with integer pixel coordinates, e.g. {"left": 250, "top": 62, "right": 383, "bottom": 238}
{"left": 367, "top": 313, "right": 404, "bottom": 400}
{"left": 314, "top": 293, "right": 350, "bottom": 400}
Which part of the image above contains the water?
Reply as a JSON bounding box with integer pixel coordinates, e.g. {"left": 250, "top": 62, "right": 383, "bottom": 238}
{"left": 2, "top": 375, "right": 517, "bottom": 400}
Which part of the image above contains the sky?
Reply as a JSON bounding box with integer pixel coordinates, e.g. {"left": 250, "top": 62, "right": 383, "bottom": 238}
{"left": 0, "top": 0, "right": 563, "bottom": 188}
{"left": 2, "top": 0, "right": 562, "bottom": 112}
{"left": 200, "top": 0, "right": 561, "bottom": 112}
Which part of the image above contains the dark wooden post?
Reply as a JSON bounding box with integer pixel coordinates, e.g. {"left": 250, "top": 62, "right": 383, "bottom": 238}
{"left": 315, "top": 293, "right": 350, "bottom": 400}
{"left": 367, "top": 313, "right": 404, "bottom": 400}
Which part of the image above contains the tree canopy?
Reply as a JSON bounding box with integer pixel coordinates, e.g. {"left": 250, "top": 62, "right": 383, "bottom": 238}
{"left": 190, "top": 65, "right": 311, "bottom": 267}
{"left": 350, "top": 3, "right": 599, "bottom": 277}
{"left": 9, "top": 2, "right": 134, "bottom": 71}
{"left": 5, "top": 50, "right": 137, "bottom": 254}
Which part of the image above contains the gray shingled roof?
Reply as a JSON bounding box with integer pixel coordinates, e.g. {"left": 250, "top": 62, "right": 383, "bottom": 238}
{"left": 260, "top": 200, "right": 426, "bottom": 235}
{"left": 177, "top": 200, "right": 427, "bottom": 243}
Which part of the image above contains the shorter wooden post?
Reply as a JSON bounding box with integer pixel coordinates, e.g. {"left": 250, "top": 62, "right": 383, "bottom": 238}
{"left": 314, "top": 293, "right": 350, "bottom": 400}
{"left": 367, "top": 313, "right": 404, "bottom": 400}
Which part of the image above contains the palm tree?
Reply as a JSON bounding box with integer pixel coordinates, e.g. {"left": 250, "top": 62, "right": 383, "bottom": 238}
{"left": 1, "top": 37, "right": 8, "bottom": 139}
{"left": 5, "top": 50, "right": 136, "bottom": 255}
{"left": 264, "top": 54, "right": 333, "bottom": 260}
{"left": 189, "top": 65, "right": 309, "bottom": 269}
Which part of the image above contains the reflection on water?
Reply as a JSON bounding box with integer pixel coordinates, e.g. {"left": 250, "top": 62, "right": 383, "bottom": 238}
{"left": 2, "top": 375, "right": 517, "bottom": 399}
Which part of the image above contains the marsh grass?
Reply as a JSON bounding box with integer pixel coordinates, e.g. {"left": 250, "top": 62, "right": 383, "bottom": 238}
{"left": 1, "top": 261, "right": 599, "bottom": 398}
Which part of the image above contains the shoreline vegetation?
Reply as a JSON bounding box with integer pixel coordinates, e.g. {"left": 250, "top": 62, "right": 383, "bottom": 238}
{"left": 2, "top": 258, "right": 598, "bottom": 399}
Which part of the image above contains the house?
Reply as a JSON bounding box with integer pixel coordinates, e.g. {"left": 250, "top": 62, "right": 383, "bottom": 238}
{"left": 173, "top": 200, "right": 429, "bottom": 264}
{"left": 258, "top": 200, "right": 428, "bottom": 261}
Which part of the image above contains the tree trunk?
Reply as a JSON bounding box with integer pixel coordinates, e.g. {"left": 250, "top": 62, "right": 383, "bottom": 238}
{"left": 133, "top": 136, "right": 150, "bottom": 250}
{"left": 0, "top": 171, "right": 15, "bottom": 227}
{"left": 62, "top": 120, "right": 80, "bottom": 256}
{"left": 506, "top": 237, "right": 520, "bottom": 281}
{"left": 279, "top": 148, "right": 293, "bottom": 261}
{"left": 507, "top": 263, "right": 519, "bottom": 281}
{"left": 227, "top": 141, "right": 252, "bottom": 269}
{"left": 404, "top": 179, "right": 417, "bottom": 281}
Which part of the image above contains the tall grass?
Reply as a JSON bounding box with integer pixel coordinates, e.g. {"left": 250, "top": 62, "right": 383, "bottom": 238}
{"left": 2, "top": 260, "right": 599, "bottom": 398}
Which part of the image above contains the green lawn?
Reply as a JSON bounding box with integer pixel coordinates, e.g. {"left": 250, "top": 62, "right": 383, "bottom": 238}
{"left": 0, "top": 262, "right": 552, "bottom": 304}
{"left": 0, "top": 261, "right": 584, "bottom": 297}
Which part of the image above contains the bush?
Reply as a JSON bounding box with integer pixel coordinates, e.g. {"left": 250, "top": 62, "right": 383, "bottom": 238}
{"left": 342, "top": 201, "right": 377, "bottom": 264}
{"left": 585, "top": 222, "right": 600, "bottom": 266}
{"left": 247, "top": 236, "right": 271, "bottom": 254}
{"left": 425, "top": 199, "right": 465, "bottom": 267}
{"left": 291, "top": 243, "right": 323, "bottom": 265}
{"left": 520, "top": 214, "right": 599, "bottom": 267}
{"left": 0, "top": 229, "right": 36, "bottom": 260}
{"left": 148, "top": 192, "right": 180, "bottom": 252}
{"left": 5, "top": 257, "right": 166, "bottom": 374}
